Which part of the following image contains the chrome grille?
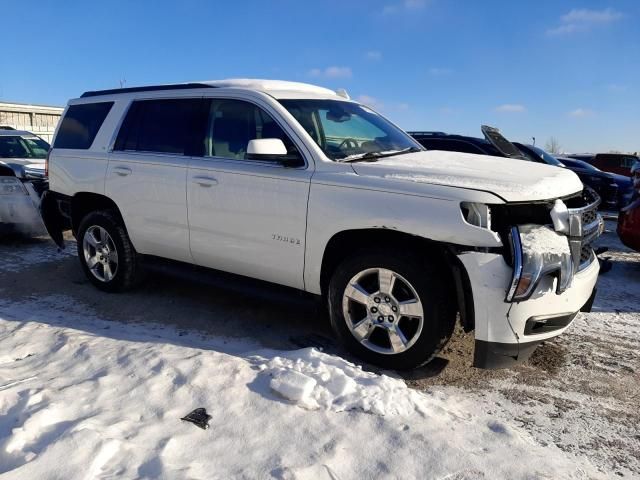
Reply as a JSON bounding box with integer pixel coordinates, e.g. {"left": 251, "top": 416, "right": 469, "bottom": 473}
{"left": 582, "top": 208, "right": 597, "bottom": 228}
{"left": 567, "top": 187, "right": 601, "bottom": 271}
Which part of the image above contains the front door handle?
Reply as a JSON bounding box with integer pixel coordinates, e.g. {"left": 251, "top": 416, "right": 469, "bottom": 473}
{"left": 113, "top": 166, "right": 132, "bottom": 177}
{"left": 192, "top": 175, "right": 218, "bottom": 187}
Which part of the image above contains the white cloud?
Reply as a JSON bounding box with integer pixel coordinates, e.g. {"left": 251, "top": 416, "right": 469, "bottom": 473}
{"left": 308, "top": 66, "right": 352, "bottom": 79}
{"left": 561, "top": 8, "right": 623, "bottom": 24}
{"left": 428, "top": 67, "right": 452, "bottom": 76}
{"left": 382, "top": 0, "right": 427, "bottom": 14}
{"left": 356, "top": 95, "right": 383, "bottom": 110}
{"left": 365, "top": 50, "right": 382, "bottom": 61}
{"left": 568, "top": 108, "right": 595, "bottom": 118}
{"left": 547, "top": 8, "right": 623, "bottom": 36}
{"left": 495, "top": 104, "right": 526, "bottom": 113}
{"left": 356, "top": 96, "right": 409, "bottom": 112}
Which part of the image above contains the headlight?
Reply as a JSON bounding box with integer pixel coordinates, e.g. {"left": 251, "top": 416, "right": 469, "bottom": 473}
{"left": 506, "top": 224, "right": 574, "bottom": 302}
{"left": 461, "top": 202, "right": 491, "bottom": 229}
{"left": 0, "top": 177, "right": 28, "bottom": 195}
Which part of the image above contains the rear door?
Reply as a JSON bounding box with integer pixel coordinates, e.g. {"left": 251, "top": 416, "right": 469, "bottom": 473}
{"left": 187, "top": 97, "right": 312, "bottom": 289}
{"left": 106, "top": 97, "right": 206, "bottom": 263}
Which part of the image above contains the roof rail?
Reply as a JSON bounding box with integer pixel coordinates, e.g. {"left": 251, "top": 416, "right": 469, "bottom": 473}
{"left": 407, "top": 131, "right": 448, "bottom": 136}
{"left": 0, "top": 126, "right": 16, "bottom": 130}
{"left": 80, "top": 83, "right": 217, "bottom": 98}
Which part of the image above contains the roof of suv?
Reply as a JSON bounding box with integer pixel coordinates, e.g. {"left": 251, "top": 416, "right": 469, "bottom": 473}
{"left": 80, "top": 79, "right": 345, "bottom": 100}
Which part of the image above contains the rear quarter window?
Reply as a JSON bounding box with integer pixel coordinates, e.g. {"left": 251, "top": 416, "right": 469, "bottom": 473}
{"left": 53, "top": 102, "right": 114, "bottom": 149}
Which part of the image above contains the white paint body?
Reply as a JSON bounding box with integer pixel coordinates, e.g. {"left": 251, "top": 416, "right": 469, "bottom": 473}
{"left": 48, "top": 79, "right": 597, "bottom": 350}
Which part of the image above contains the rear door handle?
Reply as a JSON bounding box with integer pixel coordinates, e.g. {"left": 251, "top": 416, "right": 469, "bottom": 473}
{"left": 192, "top": 175, "right": 218, "bottom": 187}
{"left": 113, "top": 166, "right": 132, "bottom": 177}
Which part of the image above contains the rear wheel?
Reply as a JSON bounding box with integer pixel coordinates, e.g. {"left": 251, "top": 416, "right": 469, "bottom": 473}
{"left": 77, "top": 210, "right": 141, "bottom": 292}
{"left": 328, "top": 250, "right": 456, "bottom": 370}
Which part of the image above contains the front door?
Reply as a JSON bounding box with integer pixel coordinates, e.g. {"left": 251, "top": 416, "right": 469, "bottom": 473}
{"left": 187, "top": 98, "right": 312, "bottom": 289}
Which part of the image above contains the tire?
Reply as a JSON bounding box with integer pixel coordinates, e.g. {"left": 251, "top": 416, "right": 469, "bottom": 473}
{"left": 76, "top": 210, "right": 142, "bottom": 292}
{"left": 328, "top": 249, "right": 456, "bottom": 370}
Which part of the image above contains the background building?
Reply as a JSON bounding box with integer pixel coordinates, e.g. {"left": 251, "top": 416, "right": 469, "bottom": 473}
{"left": 0, "top": 101, "right": 63, "bottom": 143}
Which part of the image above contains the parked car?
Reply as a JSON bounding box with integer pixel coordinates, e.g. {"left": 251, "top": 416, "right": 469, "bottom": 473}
{"left": 409, "top": 130, "right": 621, "bottom": 211}
{"left": 618, "top": 162, "right": 640, "bottom": 251}
{"left": 514, "top": 145, "right": 620, "bottom": 210}
{"left": 0, "top": 129, "right": 48, "bottom": 234}
{"left": 42, "top": 79, "right": 601, "bottom": 370}
{"left": 564, "top": 153, "right": 639, "bottom": 176}
{"left": 409, "top": 129, "right": 563, "bottom": 166}
{"left": 409, "top": 128, "right": 536, "bottom": 161}
{"left": 557, "top": 157, "right": 633, "bottom": 210}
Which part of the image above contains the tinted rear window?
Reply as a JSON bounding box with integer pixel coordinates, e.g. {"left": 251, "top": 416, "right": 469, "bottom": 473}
{"left": 114, "top": 99, "right": 204, "bottom": 155}
{"left": 54, "top": 102, "right": 113, "bottom": 149}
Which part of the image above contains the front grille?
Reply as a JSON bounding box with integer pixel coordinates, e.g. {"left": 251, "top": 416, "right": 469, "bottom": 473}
{"left": 566, "top": 187, "right": 601, "bottom": 271}
{"left": 580, "top": 245, "right": 594, "bottom": 266}
{"left": 582, "top": 208, "right": 597, "bottom": 227}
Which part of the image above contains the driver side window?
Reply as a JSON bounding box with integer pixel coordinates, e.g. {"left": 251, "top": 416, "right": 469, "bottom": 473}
{"left": 205, "top": 99, "right": 297, "bottom": 160}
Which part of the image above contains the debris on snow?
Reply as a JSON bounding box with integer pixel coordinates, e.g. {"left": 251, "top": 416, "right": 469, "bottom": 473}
{"left": 180, "top": 408, "right": 212, "bottom": 430}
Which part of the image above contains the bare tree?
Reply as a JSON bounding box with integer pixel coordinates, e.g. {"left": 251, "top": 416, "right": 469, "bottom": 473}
{"left": 545, "top": 137, "right": 562, "bottom": 154}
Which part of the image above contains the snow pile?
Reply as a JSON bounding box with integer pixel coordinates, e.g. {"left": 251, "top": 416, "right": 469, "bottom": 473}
{"left": 0, "top": 296, "right": 602, "bottom": 479}
{"left": 261, "top": 348, "right": 427, "bottom": 415}
{"left": 519, "top": 225, "right": 570, "bottom": 256}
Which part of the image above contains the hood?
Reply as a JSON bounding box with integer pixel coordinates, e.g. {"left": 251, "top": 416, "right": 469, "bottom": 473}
{"left": 0, "top": 157, "right": 45, "bottom": 167}
{"left": 1, "top": 160, "right": 46, "bottom": 179}
{"left": 350, "top": 150, "right": 583, "bottom": 202}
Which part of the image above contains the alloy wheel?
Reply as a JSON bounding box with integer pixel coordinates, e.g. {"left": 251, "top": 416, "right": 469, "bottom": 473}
{"left": 342, "top": 268, "right": 424, "bottom": 355}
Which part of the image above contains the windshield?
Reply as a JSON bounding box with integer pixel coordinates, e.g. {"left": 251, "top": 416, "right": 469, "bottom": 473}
{"left": 278, "top": 99, "right": 421, "bottom": 160}
{"left": 0, "top": 135, "right": 50, "bottom": 159}
{"left": 528, "top": 145, "right": 565, "bottom": 167}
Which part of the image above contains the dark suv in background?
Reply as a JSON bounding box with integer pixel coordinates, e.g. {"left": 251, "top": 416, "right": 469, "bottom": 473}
{"left": 565, "top": 153, "right": 638, "bottom": 177}
{"left": 557, "top": 157, "right": 633, "bottom": 210}
{"left": 409, "top": 128, "right": 618, "bottom": 210}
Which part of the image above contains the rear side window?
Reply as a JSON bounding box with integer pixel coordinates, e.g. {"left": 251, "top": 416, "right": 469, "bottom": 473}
{"left": 114, "top": 99, "right": 205, "bottom": 155}
{"left": 54, "top": 102, "right": 113, "bottom": 149}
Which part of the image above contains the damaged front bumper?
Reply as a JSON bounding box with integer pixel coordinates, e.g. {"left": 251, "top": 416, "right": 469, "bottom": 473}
{"left": 457, "top": 191, "right": 603, "bottom": 369}
{"left": 0, "top": 176, "right": 47, "bottom": 235}
{"left": 459, "top": 251, "right": 599, "bottom": 368}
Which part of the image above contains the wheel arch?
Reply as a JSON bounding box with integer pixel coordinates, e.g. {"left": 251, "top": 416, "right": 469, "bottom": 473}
{"left": 71, "top": 192, "right": 126, "bottom": 236}
{"left": 319, "top": 228, "right": 475, "bottom": 332}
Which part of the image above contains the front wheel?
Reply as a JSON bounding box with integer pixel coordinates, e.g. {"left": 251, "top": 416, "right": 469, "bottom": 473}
{"left": 77, "top": 210, "right": 142, "bottom": 292}
{"left": 328, "top": 250, "right": 456, "bottom": 370}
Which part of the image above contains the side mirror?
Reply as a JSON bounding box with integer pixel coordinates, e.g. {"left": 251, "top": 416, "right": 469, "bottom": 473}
{"left": 246, "top": 139, "right": 304, "bottom": 167}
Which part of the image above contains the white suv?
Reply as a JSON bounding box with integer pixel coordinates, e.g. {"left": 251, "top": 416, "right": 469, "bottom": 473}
{"left": 42, "top": 79, "right": 601, "bottom": 370}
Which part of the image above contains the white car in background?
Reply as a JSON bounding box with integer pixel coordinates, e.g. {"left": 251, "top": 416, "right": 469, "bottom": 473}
{"left": 0, "top": 129, "right": 48, "bottom": 235}
{"left": 41, "top": 79, "right": 601, "bottom": 370}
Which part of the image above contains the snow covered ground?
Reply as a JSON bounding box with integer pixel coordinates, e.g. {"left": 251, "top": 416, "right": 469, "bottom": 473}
{"left": 0, "top": 224, "right": 638, "bottom": 479}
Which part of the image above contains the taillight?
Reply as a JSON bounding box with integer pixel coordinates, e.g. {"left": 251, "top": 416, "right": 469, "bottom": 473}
{"left": 45, "top": 149, "right": 51, "bottom": 178}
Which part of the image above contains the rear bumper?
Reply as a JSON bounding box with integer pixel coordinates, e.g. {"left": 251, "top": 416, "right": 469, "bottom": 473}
{"left": 458, "top": 251, "right": 599, "bottom": 368}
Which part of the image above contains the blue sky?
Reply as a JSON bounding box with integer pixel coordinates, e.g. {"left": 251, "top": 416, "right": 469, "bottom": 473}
{"left": 1, "top": 0, "right": 638, "bottom": 152}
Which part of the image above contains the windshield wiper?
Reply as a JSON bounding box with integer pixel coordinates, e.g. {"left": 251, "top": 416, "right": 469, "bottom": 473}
{"left": 336, "top": 146, "right": 421, "bottom": 163}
